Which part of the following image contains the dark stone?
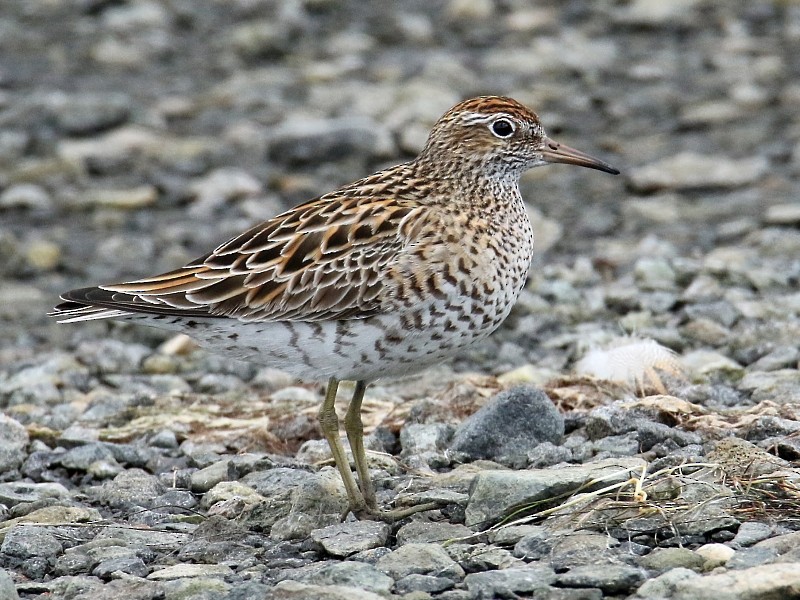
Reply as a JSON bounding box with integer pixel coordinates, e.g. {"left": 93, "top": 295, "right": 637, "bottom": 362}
{"left": 514, "top": 529, "right": 554, "bottom": 561}
{"left": 636, "top": 421, "right": 702, "bottom": 451}
{"left": 92, "top": 556, "right": 148, "bottom": 579}
{"left": 464, "top": 565, "right": 556, "bottom": 599}
{"left": 394, "top": 573, "right": 455, "bottom": 594}
{"left": 556, "top": 564, "right": 646, "bottom": 594}
{"left": 450, "top": 386, "right": 564, "bottom": 466}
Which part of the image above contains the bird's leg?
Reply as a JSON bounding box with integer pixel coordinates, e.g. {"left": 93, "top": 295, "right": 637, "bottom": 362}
{"left": 344, "top": 380, "right": 448, "bottom": 522}
{"left": 318, "top": 377, "right": 366, "bottom": 514}
{"left": 344, "top": 380, "right": 378, "bottom": 511}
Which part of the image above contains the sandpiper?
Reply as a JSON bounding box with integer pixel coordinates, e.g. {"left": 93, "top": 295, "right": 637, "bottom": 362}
{"left": 51, "top": 96, "right": 619, "bottom": 520}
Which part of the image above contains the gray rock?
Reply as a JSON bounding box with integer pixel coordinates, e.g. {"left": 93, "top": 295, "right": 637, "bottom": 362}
{"left": 59, "top": 443, "right": 122, "bottom": 476}
{"left": 44, "top": 575, "right": 105, "bottom": 598}
{"left": 377, "top": 543, "right": 465, "bottom": 580}
{"left": 92, "top": 468, "right": 165, "bottom": 507}
{"left": 449, "top": 386, "right": 564, "bottom": 466}
{"left": 238, "top": 495, "right": 294, "bottom": 532}
{"left": 93, "top": 527, "right": 187, "bottom": 554}
{"left": 74, "top": 577, "right": 162, "bottom": 600}
{"left": 400, "top": 423, "right": 454, "bottom": 457}
{"left": 0, "top": 130, "right": 29, "bottom": 163}
{"left": 557, "top": 564, "right": 646, "bottom": 594}
{"left": 584, "top": 405, "right": 640, "bottom": 439}
{"left": 293, "top": 561, "right": 394, "bottom": 595}
{"left": 201, "top": 481, "right": 263, "bottom": 513}
{"left": 228, "top": 19, "right": 295, "bottom": 61}
{"left": 590, "top": 432, "right": 640, "bottom": 456}
{"left": 92, "top": 555, "right": 148, "bottom": 579}
{"left": 446, "top": 543, "right": 523, "bottom": 572}
{"left": 311, "top": 521, "right": 391, "bottom": 557}
{"left": 349, "top": 546, "right": 393, "bottom": 564}
{"left": 1, "top": 525, "right": 63, "bottom": 559}
{"left": 223, "top": 581, "right": 273, "bottom": 600}
{"left": 634, "top": 567, "right": 700, "bottom": 599}
{"left": 188, "top": 167, "right": 262, "bottom": 217}
{"left": 684, "top": 300, "right": 741, "bottom": 328}
{"left": 268, "top": 117, "right": 395, "bottom": 165}
{"left": 747, "top": 415, "right": 800, "bottom": 446}
{"left": 731, "top": 522, "right": 773, "bottom": 548}
{"left": 0, "top": 481, "right": 69, "bottom": 507}
{"left": 725, "top": 546, "right": 780, "bottom": 570}
{"left": 153, "top": 489, "right": 198, "bottom": 512}
{"left": 513, "top": 527, "right": 554, "bottom": 561}
{"left": 397, "top": 488, "right": 469, "bottom": 509}
{"left": 55, "top": 547, "right": 95, "bottom": 576}
{"left": 655, "top": 562, "right": 800, "bottom": 600}
{"left": 748, "top": 530, "right": 800, "bottom": 561}
{"left": 635, "top": 421, "right": 702, "bottom": 451}
{"left": 160, "top": 577, "right": 231, "bottom": 598}
{"left": 629, "top": 152, "right": 768, "bottom": 192}
{"left": 526, "top": 441, "right": 573, "bottom": 468}
{"left": 148, "top": 430, "right": 179, "bottom": 449}
{"left": 147, "top": 563, "right": 233, "bottom": 580}
{"left": 269, "top": 469, "right": 349, "bottom": 540}
{"left": 190, "top": 459, "right": 234, "bottom": 493}
{"left": 50, "top": 93, "right": 131, "bottom": 136}
{"left": 739, "top": 369, "right": 800, "bottom": 404}
{"left": 765, "top": 203, "right": 800, "bottom": 225}
{"left": 670, "top": 489, "right": 740, "bottom": 538}
{"left": 101, "top": 373, "right": 191, "bottom": 397}
{"left": 0, "top": 569, "right": 19, "bottom": 600}
{"left": 195, "top": 373, "right": 247, "bottom": 394}
{"left": 614, "top": 0, "right": 706, "bottom": 27}
{"left": 634, "top": 257, "right": 677, "bottom": 291}
{"left": 395, "top": 520, "right": 472, "bottom": 545}
{"left": 465, "top": 457, "right": 646, "bottom": 526}
{"left": 394, "top": 573, "right": 455, "bottom": 594}
{"left": 549, "top": 534, "right": 620, "bottom": 571}
{"left": 0, "top": 415, "right": 29, "bottom": 473}
{"left": 538, "top": 589, "right": 605, "bottom": 600}
{"left": 464, "top": 565, "right": 556, "bottom": 599}
{"left": 266, "top": 580, "right": 386, "bottom": 600}
{"left": 104, "top": 443, "right": 156, "bottom": 469}
{"left": 74, "top": 339, "right": 152, "bottom": 374}
{"left": 0, "top": 183, "right": 53, "bottom": 211}
{"left": 490, "top": 524, "right": 548, "bottom": 546}
{"left": 638, "top": 547, "right": 706, "bottom": 572}
{"left": 241, "top": 467, "right": 317, "bottom": 497}
{"left": 270, "top": 512, "right": 340, "bottom": 542}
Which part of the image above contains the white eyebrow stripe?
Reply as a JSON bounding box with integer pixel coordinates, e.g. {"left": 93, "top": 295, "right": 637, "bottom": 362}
{"left": 459, "top": 111, "right": 516, "bottom": 126}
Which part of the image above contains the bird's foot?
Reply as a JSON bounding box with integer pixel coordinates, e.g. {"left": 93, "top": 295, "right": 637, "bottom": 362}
{"left": 349, "top": 499, "right": 446, "bottom": 522}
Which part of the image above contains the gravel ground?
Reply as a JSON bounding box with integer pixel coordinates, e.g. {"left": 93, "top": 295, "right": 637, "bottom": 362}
{"left": 1, "top": 1, "right": 800, "bottom": 599}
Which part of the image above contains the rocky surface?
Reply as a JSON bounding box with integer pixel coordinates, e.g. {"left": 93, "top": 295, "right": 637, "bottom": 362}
{"left": 1, "top": 1, "right": 799, "bottom": 599}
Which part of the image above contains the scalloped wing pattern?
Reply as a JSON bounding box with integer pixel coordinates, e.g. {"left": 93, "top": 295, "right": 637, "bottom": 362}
{"left": 88, "top": 194, "right": 424, "bottom": 322}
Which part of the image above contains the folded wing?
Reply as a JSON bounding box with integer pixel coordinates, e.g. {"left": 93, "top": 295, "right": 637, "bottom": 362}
{"left": 52, "top": 193, "right": 425, "bottom": 324}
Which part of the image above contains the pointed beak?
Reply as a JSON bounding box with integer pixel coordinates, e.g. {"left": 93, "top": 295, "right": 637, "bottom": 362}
{"left": 541, "top": 137, "right": 620, "bottom": 175}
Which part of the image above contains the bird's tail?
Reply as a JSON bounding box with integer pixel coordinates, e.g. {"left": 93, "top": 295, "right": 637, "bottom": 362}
{"left": 48, "top": 300, "right": 132, "bottom": 323}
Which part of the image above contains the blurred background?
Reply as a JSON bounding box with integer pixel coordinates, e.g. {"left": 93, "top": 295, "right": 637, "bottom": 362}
{"left": 0, "top": 0, "right": 798, "bottom": 382}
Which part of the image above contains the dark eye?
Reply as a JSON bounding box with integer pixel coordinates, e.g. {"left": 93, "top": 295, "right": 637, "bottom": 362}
{"left": 491, "top": 119, "right": 514, "bottom": 138}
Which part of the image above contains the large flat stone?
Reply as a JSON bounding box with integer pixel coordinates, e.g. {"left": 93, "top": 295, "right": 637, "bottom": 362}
{"left": 465, "top": 457, "right": 646, "bottom": 526}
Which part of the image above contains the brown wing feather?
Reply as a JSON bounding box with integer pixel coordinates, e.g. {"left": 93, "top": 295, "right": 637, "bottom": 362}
{"left": 100, "top": 191, "right": 425, "bottom": 322}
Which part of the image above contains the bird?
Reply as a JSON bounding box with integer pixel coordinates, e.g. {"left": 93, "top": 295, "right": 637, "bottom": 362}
{"left": 51, "top": 96, "right": 619, "bottom": 520}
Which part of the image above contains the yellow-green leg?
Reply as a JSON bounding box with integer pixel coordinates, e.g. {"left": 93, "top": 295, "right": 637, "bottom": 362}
{"left": 318, "top": 377, "right": 366, "bottom": 514}
{"left": 343, "top": 380, "right": 444, "bottom": 522}
{"left": 344, "top": 380, "right": 378, "bottom": 511}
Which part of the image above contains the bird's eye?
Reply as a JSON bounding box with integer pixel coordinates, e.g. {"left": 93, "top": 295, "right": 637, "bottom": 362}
{"left": 490, "top": 119, "right": 515, "bottom": 138}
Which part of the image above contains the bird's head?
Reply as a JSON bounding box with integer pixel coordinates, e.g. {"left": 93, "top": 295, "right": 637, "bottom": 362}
{"left": 419, "top": 96, "right": 619, "bottom": 179}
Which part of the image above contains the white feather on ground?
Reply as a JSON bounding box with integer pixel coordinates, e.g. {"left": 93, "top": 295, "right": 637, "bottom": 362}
{"left": 575, "top": 337, "right": 683, "bottom": 394}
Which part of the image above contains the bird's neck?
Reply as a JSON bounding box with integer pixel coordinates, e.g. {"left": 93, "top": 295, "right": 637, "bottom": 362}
{"left": 410, "top": 157, "right": 524, "bottom": 205}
